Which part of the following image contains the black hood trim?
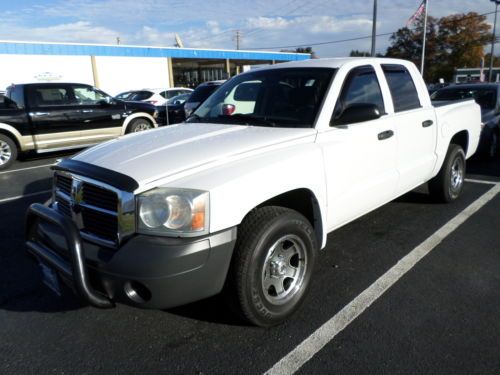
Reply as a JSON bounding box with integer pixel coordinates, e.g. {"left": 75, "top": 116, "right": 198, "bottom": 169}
{"left": 52, "top": 159, "right": 139, "bottom": 192}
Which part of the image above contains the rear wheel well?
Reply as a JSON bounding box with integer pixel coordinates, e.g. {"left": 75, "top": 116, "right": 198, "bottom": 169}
{"left": 255, "top": 188, "right": 323, "bottom": 248}
{"left": 450, "top": 130, "right": 468, "bottom": 155}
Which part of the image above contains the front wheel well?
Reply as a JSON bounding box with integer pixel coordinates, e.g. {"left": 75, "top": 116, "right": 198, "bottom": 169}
{"left": 254, "top": 188, "right": 323, "bottom": 248}
{"left": 0, "top": 129, "right": 20, "bottom": 151}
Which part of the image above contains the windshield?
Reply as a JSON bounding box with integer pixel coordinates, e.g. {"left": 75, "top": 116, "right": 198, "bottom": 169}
{"left": 188, "top": 68, "right": 335, "bottom": 128}
{"left": 432, "top": 87, "right": 497, "bottom": 109}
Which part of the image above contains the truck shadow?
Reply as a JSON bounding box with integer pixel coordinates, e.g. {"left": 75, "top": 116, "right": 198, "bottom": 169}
{"left": 166, "top": 295, "right": 248, "bottom": 326}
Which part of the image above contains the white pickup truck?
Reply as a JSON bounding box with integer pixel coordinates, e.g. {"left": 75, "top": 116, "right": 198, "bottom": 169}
{"left": 26, "top": 58, "right": 481, "bottom": 327}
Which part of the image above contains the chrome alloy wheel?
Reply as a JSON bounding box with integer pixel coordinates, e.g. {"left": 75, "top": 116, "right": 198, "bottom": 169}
{"left": 261, "top": 234, "right": 307, "bottom": 305}
{"left": 0, "top": 140, "right": 12, "bottom": 166}
{"left": 449, "top": 156, "right": 464, "bottom": 194}
{"left": 133, "top": 122, "right": 153, "bottom": 132}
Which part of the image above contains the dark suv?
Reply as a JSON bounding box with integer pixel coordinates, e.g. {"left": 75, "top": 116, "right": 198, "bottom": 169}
{"left": 183, "top": 80, "right": 225, "bottom": 118}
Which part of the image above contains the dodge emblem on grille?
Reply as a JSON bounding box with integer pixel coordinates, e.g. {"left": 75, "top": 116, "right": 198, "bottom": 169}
{"left": 70, "top": 178, "right": 84, "bottom": 223}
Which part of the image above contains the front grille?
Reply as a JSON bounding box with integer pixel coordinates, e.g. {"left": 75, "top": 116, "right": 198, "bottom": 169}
{"left": 82, "top": 208, "right": 118, "bottom": 242}
{"left": 82, "top": 183, "right": 118, "bottom": 212}
{"left": 56, "top": 175, "right": 72, "bottom": 196}
{"left": 54, "top": 172, "right": 122, "bottom": 247}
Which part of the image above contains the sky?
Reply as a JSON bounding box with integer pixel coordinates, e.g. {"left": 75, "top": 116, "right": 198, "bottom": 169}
{"left": 0, "top": 0, "right": 496, "bottom": 57}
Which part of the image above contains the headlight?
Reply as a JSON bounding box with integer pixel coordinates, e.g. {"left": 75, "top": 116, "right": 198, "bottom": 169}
{"left": 137, "top": 188, "right": 209, "bottom": 237}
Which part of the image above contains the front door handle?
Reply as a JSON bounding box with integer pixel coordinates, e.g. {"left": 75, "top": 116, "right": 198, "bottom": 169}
{"left": 378, "top": 130, "right": 394, "bottom": 141}
{"left": 422, "top": 120, "right": 434, "bottom": 128}
{"left": 81, "top": 109, "right": 93, "bottom": 113}
{"left": 29, "top": 112, "right": 50, "bottom": 116}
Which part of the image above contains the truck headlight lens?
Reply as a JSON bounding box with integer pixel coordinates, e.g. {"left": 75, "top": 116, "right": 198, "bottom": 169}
{"left": 137, "top": 188, "right": 209, "bottom": 236}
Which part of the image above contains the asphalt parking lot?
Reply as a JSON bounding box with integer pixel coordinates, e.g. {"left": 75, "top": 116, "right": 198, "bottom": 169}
{"left": 0, "top": 152, "right": 499, "bottom": 375}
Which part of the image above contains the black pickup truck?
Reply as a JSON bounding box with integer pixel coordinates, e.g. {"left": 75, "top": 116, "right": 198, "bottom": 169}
{"left": 0, "top": 83, "right": 159, "bottom": 170}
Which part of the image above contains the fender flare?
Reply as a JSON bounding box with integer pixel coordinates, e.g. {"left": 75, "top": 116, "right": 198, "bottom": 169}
{"left": 121, "top": 112, "right": 158, "bottom": 135}
{"left": 0, "top": 123, "right": 34, "bottom": 151}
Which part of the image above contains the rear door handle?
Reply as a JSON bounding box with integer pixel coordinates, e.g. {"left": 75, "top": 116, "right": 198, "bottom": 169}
{"left": 29, "top": 112, "right": 50, "bottom": 116}
{"left": 81, "top": 109, "right": 93, "bottom": 113}
{"left": 422, "top": 120, "right": 434, "bottom": 128}
{"left": 378, "top": 130, "right": 394, "bottom": 141}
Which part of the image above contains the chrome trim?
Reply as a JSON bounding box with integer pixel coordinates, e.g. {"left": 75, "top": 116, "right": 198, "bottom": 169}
{"left": 36, "top": 143, "right": 99, "bottom": 154}
{"left": 53, "top": 170, "right": 136, "bottom": 248}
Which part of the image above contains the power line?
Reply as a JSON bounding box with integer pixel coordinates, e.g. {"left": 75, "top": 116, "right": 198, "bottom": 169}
{"left": 247, "top": 10, "right": 496, "bottom": 50}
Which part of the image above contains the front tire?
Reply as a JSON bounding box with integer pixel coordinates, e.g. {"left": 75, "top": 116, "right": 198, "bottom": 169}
{"left": 226, "top": 206, "right": 317, "bottom": 327}
{"left": 428, "top": 144, "right": 466, "bottom": 203}
{"left": 127, "top": 118, "right": 153, "bottom": 133}
{"left": 0, "top": 134, "right": 18, "bottom": 170}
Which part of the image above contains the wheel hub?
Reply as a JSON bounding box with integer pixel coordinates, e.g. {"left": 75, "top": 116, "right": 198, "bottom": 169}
{"left": 261, "top": 234, "right": 307, "bottom": 305}
{"left": 0, "top": 140, "right": 12, "bottom": 165}
{"left": 270, "top": 257, "right": 287, "bottom": 277}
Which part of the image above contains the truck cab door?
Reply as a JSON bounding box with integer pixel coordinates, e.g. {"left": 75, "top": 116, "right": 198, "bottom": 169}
{"left": 26, "top": 84, "right": 84, "bottom": 151}
{"left": 317, "top": 65, "right": 399, "bottom": 230}
{"left": 71, "top": 84, "right": 125, "bottom": 142}
{"left": 381, "top": 64, "right": 438, "bottom": 193}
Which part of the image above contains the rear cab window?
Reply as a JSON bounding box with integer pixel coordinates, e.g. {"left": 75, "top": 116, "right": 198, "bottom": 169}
{"left": 26, "top": 85, "right": 73, "bottom": 107}
{"left": 382, "top": 64, "right": 421, "bottom": 112}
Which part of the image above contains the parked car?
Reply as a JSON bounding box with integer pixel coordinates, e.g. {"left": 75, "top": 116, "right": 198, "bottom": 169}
{"left": 114, "top": 91, "right": 135, "bottom": 100}
{"left": 25, "top": 58, "right": 480, "bottom": 327}
{"left": 0, "top": 82, "right": 159, "bottom": 170}
{"left": 184, "top": 80, "right": 225, "bottom": 118}
{"left": 116, "top": 88, "right": 193, "bottom": 106}
{"left": 432, "top": 83, "right": 499, "bottom": 158}
{"left": 156, "top": 93, "right": 192, "bottom": 125}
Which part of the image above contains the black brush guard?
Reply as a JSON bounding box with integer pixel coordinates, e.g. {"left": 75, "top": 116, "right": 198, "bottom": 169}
{"left": 26, "top": 203, "right": 114, "bottom": 308}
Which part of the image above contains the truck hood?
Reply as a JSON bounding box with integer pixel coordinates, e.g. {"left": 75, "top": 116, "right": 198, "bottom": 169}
{"left": 73, "top": 123, "right": 316, "bottom": 189}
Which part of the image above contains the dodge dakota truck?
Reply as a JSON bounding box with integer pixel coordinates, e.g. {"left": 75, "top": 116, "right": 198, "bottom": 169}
{"left": 26, "top": 58, "right": 481, "bottom": 327}
{"left": 0, "top": 83, "right": 159, "bottom": 170}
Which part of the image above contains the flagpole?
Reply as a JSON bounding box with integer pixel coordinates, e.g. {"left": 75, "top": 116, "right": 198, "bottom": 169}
{"left": 371, "top": 0, "right": 377, "bottom": 56}
{"left": 420, "top": 0, "right": 429, "bottom": 75}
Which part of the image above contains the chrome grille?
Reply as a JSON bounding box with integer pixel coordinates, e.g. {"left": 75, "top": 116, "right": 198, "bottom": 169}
{"left": 53, "top": 171, "right": 135, "bottom": 248}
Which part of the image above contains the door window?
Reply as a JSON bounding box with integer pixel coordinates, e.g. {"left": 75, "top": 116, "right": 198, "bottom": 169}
{"left": 382, "top": 65, "right": 421, "bottom": 112}
{"left": 332, "top": 66, "right": 385, "bottom": 123}
{"left": 73, "top": 86, "right": 108, "bottom": 105}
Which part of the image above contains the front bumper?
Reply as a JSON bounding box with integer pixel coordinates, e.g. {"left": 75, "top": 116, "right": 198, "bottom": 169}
{"left": 26, "top": 203, "right": 237, "bottom": 309}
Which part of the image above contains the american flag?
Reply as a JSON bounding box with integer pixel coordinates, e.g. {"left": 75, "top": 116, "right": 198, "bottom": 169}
{"left": 407, "top": 1, "right": 426, "bottom": 26}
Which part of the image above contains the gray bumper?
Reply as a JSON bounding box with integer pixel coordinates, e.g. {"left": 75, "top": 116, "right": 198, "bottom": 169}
{"left": 26, "top": 203, "right": 237, "bottom": 309}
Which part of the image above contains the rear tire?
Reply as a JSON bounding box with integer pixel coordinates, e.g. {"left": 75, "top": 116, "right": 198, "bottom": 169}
{"left": 127, "top": 118, "right": 153, "bottom": 133}
{"left": 225, "top": 206, "right": 317, "bottom": 327}
{"left": 428, "top": 144, "right": 465, "bottom": 203}
{"left": 0, "top": 134, "right": 18, "bottom": 170}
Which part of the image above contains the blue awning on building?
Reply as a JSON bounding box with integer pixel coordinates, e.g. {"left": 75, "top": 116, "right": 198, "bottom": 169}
{"left": 0, "top": 41, "right": 310, "bottom": 61}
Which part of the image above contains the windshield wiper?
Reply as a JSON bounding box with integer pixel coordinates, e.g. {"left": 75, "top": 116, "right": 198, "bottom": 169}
{"left": 219, "top": 114, "right": 276, "bottom": 127}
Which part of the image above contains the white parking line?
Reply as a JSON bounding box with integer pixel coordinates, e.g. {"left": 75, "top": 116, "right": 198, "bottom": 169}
{"left": 265, "top": 182, "right": 500, "bottom": 375}
{"left": 0, "top": 163, "right": 54, "bottom": 175}
{"left": 0, "top": 190, "right": 52, "bottom": 204}
{"left": 465, "top": 178, "right": 498, "bottom": 185}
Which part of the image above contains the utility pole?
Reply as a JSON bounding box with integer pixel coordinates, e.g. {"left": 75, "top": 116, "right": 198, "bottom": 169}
{"left": 371, "top": 0, "right": 377, "bottom": 56}
{"left": 234, "top": 30, "right": 241, "bottom": 50}
{"left": 489, "top": 0, "right": 500, "bottom": 82}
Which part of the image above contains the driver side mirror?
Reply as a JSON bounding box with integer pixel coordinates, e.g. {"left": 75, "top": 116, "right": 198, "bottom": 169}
{"left": 332, "top": 103, "right": 383, "bottom": 126}
{"left": 98, "top": 96, "right": 115, "bottom": 106}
